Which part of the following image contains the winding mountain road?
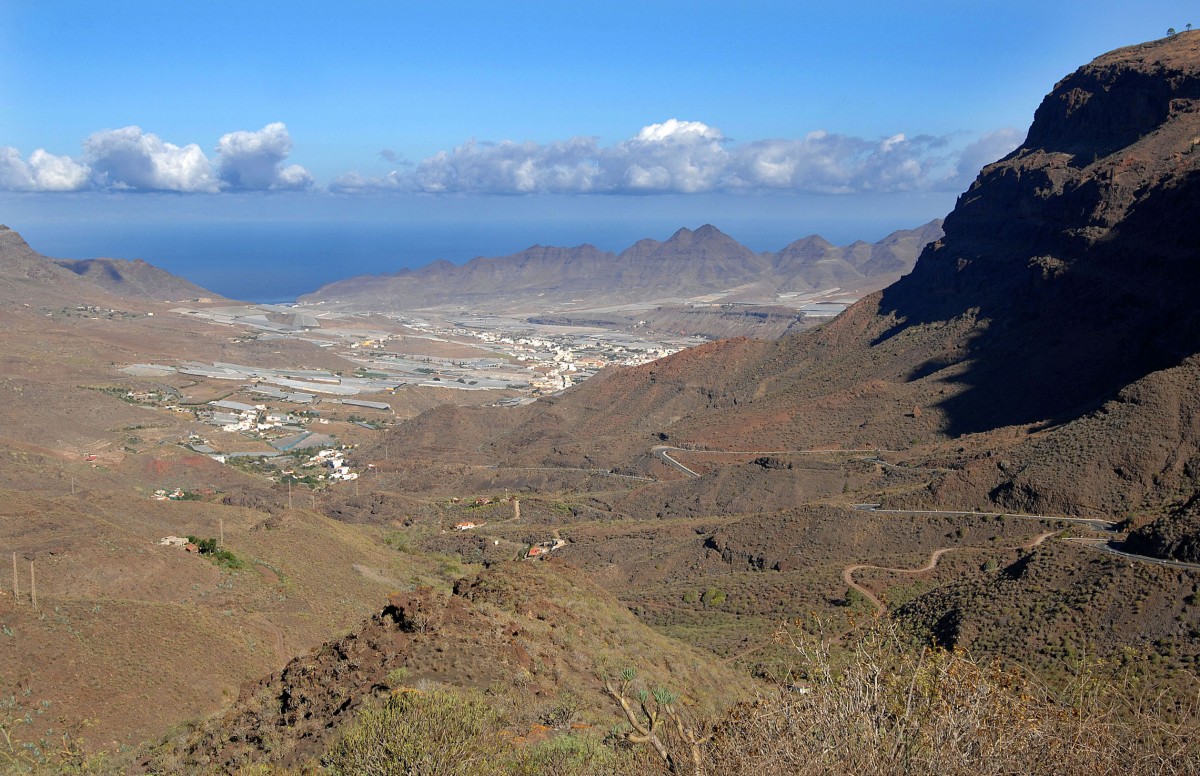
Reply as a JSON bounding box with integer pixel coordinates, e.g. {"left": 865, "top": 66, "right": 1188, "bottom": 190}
{"left": 851, "top": 503, "right": 1117, "bottom": 532}
{"left": 842, "top": 530, "right": 1058, "bottom": 618}
{"left": 651, "top": 445, "right": 886, "bottom": 479}
{"left": 1062, "top": 537, "right": 1200, "bottom": 571}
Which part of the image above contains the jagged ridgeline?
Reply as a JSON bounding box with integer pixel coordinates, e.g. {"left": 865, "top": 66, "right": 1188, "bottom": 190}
{"left": 298, "top": 220, "right": 944, "bottom": 312}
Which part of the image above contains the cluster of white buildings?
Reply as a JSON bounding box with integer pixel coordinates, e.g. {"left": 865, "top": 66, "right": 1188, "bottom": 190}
{"left": 311, "top": 448, "right": 358, "bottom": 481}
{"left": 201, "top": 400, "right": 304, "bottom": 434}
{"left": 441, "top": 324, "right": 690, "bottom": 393}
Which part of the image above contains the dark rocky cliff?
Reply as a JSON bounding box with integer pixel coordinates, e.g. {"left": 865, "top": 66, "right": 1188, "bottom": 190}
{"left": 879, "top": 32, "right": 1200, "bottom": 435}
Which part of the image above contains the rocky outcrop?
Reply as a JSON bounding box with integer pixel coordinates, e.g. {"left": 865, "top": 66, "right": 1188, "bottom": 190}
{"left": 1125, "top": 495, "right": 1200, "bottom": 563}
{"left": 142, "top": 562, "right": 750, "bottom": 773}
{"left": 874, "top": 33, "right": 1200, "bottom": 436}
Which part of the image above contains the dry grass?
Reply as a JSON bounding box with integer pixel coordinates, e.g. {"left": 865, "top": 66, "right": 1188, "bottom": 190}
{"left": 705, "top": 625, "right": 1200, "bottom": 775}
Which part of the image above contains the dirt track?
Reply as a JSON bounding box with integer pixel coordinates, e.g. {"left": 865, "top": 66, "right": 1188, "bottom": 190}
{"left": 842, "top": 531, "right": 1058, "bottom": 618}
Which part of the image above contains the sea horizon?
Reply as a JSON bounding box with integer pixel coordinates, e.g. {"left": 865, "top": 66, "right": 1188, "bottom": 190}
{"left": 10, "top": 214, "right": 940, "bottom": 302}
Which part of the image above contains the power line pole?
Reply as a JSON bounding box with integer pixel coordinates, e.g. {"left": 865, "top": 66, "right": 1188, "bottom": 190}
{"left": 29, "top": 559, "right": 36, "bottom": 609}
{"left": 11, "top": 552, "right": 18, "bottom": 605}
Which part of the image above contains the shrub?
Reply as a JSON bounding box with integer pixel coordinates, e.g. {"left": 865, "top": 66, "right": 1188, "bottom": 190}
{"left": 705, "top": 625, "right": 1200, "bottom": 775}
{"left": 186, "top": 537, "right": 244, "bottom": 570}
{"left": 323, "top": 690, "right": 507, "bottom": 776}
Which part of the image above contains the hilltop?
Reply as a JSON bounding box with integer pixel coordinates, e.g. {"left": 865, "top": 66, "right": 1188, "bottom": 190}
{"left": 54, "top": 257, "right": 223, "bottom": 303}
{"left": 0, "top": 225, "right": 224, "bottom": 306}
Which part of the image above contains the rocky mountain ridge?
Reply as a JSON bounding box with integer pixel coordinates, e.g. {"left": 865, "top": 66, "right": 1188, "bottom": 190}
{"left": 299, "top": 220, "right": 944, "bottom": 312}
{"left": 54, "top": 256, "right": 221, "bottom": 302}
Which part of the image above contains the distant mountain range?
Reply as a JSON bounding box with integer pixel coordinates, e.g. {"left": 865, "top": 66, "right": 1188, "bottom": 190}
{"left": 299, "top": 220, "right": 944, "bottom": 312}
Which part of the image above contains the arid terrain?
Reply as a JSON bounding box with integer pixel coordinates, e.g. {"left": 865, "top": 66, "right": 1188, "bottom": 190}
{"left": 2, "top": 31, "right": 1200, "bottom": 776}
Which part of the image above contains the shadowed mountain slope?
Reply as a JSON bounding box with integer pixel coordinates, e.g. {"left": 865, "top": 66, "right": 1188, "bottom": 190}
{"left": 877, "top": 32, "right": 1200, "bottom": 436}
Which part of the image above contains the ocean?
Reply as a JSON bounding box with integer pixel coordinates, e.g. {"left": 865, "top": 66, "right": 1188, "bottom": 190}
{"left": 12, "top": 211, "right": 939, "bottom": 303}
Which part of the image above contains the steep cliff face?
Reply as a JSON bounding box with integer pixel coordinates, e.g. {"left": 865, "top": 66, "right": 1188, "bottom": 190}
{"left": 877, "top": 32, "right": 1200, "bottom": 436}
{"left": 882, "top": 33, "right": 1200, "bottom": 528}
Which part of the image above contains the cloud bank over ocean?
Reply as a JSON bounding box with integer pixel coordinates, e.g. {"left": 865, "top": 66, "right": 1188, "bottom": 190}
{"left": 334, "top": 120, "right": 1020, "bottom": 195}
{"left": 0, "top": 123, "right": 312, "bottom": 193}
{"left": 2, "top": 120, "right": 1017, "bottom": 197}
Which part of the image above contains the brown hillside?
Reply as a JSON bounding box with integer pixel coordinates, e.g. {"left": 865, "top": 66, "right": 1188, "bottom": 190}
{"left": 380, "top": 33, "right": 1200, "bottom": 533}
{"left": 148, "top": 562, "right": 751, "bottom": 773}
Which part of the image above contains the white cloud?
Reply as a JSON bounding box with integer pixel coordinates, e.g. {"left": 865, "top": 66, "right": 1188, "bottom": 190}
{"left": 0, "top": 120, "right": 1019, "bottom": 197}
{"left": 28, "top": 149, "right": 92, "bottom": 191}
{"left": 0, "top": 146, "right": 90, "bottom": 191}
{"left": 0, "top": 123, "right": 313, "bottom": 193}
{"left": 84, "top": 126, "right": 220, "bottom": 192}
{"left": 953, "top": 127, "right": 1022, "bottom": 184}
{"left": 633, "top": 118, "right": 723, "bottom": 144}
{"left": 215, "top": 122, "right": 312, "bottom": 191}
{"left": 337, "top": 119, "right": 1007, "bottom": 196}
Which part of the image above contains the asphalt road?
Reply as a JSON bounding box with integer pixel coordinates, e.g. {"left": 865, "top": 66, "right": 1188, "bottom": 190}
{"left": 651, "top": 446, "right": 701, "bottom": 478}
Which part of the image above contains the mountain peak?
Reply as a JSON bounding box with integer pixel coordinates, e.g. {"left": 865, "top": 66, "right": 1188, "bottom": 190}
{"left": 660, "top": 223, "right": 738, "bottom": 248}
{"left": 1024, "top": 30, "right": 1200, "bottom": 158}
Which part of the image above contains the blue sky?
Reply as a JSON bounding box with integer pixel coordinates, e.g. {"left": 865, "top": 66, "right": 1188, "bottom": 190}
{"left": 0, "top": 1, "right": 1194, "bottom": 298}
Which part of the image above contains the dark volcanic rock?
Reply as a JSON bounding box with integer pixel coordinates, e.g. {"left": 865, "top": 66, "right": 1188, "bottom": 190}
{"left": 879, "top": 33, "right": 1200, "bottom": 435}
{"left": 1125, "top": 494, "right": 1200, "bottom": 563}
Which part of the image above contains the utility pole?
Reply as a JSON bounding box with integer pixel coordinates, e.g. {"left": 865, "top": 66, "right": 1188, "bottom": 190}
{"left": 29, "top": 559, "right": 36, "bottom": 609}
{"left": 219, "top": 518, "right": 225, "bottom": 545}
{"left": 11, "top": 552, "right": 18, "bottom": 604}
